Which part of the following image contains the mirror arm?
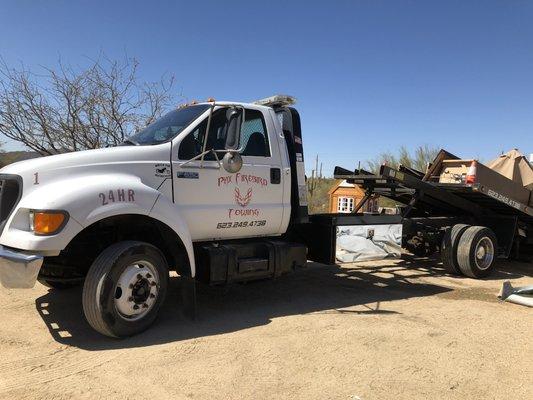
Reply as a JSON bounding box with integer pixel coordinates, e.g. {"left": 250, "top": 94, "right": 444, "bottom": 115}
{"left": 212, "top": 149, "right": 222, "bottom": 168}
{"left": 179, "top": 149, "right": 221, "bottom": 169}
{"left": 200, "top": 102, "right": 216, "bottom": 167}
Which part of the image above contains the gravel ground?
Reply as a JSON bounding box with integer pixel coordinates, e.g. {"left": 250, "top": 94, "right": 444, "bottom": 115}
{"left": 0, "top": 256, "right": 531, "bottom": 400}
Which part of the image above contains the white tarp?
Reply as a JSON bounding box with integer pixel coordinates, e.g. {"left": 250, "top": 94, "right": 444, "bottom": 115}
{"left": 336, "top": 224, "right": 403, "bottom": 263}
{"left": 498, "top": 281, "right": 533, "bottom": 307}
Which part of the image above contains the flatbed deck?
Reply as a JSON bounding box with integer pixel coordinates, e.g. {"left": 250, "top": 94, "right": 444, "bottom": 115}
{"left": 334, "top": 164, "right": 533, "bottom": 223}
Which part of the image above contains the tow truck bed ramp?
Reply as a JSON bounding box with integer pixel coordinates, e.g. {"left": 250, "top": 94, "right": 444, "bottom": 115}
{"left": 334, "top": 163, "right": 533, "bottom": 223}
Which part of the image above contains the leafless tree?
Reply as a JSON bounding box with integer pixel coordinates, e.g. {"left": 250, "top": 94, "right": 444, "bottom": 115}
{"left": 0, "top": 55, "right": 176, "bottom": 155}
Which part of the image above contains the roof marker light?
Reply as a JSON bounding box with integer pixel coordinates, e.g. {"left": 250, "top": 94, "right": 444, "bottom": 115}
{"left": 253, "top": 95, "right": 296, "bottom": 108}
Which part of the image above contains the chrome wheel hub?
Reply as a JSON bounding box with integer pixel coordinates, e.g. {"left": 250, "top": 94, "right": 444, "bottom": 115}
{"left": 474, "top": 237, "right": 494, "bottom": 270}
{"left": 114, "top": 261, "right": 159, "bottom": 320}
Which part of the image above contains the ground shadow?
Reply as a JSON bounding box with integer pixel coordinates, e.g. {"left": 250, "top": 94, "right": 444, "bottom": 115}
{"left": 34, "top": 256, "right": 530, "bottom": 351}
{"left": 398, "top": 254, "right": 529, "bottom": 281}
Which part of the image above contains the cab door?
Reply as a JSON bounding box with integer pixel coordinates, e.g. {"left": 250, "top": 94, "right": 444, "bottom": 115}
{"left": 171, "top": 105, "right": 285, "bottom": 241}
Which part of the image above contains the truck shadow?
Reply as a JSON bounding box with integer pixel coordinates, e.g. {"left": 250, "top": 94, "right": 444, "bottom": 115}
{"left": 33, "top": 256, "right": 527, "bottom": 351}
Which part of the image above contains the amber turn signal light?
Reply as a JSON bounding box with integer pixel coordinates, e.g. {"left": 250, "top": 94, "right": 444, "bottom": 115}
{"left": 30, "top": 211, "right": 68, "bottom": 235}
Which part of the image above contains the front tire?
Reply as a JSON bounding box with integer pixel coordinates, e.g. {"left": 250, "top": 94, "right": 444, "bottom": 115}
{"left": 82, "top": 241, "right": 169, "bottom": 338}
{"left": 457, "top": 226, "right": 497, "bottom": 278}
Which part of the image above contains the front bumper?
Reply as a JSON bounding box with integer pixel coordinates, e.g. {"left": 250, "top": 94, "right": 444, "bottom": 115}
{"left": 0, "top": 245, "right": 43, "bottom": 289}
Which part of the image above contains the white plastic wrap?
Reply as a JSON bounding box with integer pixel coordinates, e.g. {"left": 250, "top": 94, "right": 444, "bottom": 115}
{"left": 335, "top": 224, "right": 403, "bottom": 263}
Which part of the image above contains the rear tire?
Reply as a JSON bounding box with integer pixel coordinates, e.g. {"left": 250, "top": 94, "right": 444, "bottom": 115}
{"left": 82, "top": 241, "right": 169, "bottom": 338}
{"left": 457, "top": 226, "right": 497, "bottom": 278}
{"left": 441, "top": 224, "right": 469, "bottom": 275}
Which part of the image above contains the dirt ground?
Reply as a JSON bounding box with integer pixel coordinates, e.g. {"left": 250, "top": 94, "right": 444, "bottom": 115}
{"left": 0, "top": 256, "right": 531, "bottom": 400}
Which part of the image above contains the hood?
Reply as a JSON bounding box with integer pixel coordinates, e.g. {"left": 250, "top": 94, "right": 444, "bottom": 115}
{"left": 0, "top": 144, "right": 171, "bottom": 197}
{"left": 0, "top": 144, "right": 172, "bottom": 175}
{"left": 1, "top": 146, "right": 155, "bottom": 176}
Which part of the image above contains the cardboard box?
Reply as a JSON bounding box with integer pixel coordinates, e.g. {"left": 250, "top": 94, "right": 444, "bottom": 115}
{"left": 439, "top": 160, "right": 472, "bottom": 184}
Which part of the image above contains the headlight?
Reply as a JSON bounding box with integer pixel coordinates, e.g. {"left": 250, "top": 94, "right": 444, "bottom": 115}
{"left": 29, "top": 210, "right": 69, "bottom": 235}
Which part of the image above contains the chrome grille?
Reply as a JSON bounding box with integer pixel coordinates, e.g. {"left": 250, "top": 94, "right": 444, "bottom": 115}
{"left": 0, "top": 176, "right": 21, "bottom": 233}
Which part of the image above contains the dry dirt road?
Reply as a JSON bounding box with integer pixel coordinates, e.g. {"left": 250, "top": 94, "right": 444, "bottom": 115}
{"left": 0, "top": 257, "right": 531, "bottom": 400}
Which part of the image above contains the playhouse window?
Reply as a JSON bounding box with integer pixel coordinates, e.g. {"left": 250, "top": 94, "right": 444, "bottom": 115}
{"left": 337, "top": 197, "right": 354, "bottom": 213}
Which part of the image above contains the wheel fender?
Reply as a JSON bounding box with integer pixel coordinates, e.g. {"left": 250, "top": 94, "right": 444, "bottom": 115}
{"left": 149, "top": 194, "right": 196, "bottom": 278}
{"left": 4, "top": 174, "right": 159, "bottom": 251}
{"left": 20, "top": 173, "right": 159, "bottom": 223}
{"left": 5, "top": 174, "right": 196, "bottom": 277}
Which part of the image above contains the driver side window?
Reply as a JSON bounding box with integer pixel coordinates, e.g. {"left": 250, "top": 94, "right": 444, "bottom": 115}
{"left": 178, "top": 109, "right": 228, "bottom": 160}
{"left": 177, "top": 107, "right": 271, "bottom": 160}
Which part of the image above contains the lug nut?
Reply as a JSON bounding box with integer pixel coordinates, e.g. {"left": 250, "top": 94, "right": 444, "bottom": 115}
{"left": 150, "top": 281, "right": 156, "bottom": 286}
{"left": 142, "top": 303, "right": 149, "bottom": 308}
{"left": 146, "top": 273, "right": 152, "bottom": 279}
{"left": 150, "top": 293, "right": 155, "bottom": 298}
{"left": 133, "top": 304, "right": 139, "bottom": 310}
{"left": 128, "top": 296, "right": 134, "bottom": 302}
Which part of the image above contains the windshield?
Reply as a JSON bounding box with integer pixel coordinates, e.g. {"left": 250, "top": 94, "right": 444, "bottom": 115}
{"left": 125, "top": 104, "right": 210, "bottom": 145}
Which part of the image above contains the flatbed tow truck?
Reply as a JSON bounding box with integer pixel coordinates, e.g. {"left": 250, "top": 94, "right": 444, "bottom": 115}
{"left": 0, "top": 95, "right": 530, "bottom": 337}
{"left": 318, "top": 150, "right": 533, "bottom": 277}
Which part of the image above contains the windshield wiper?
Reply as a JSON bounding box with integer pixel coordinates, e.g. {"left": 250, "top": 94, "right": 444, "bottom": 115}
{"left": 122, "top": 138, "right": 140, "bottom": 146}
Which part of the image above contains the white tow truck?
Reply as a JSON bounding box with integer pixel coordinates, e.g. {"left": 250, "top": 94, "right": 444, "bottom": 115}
{"left": 1, "top": 94, "right": 515, "bottom": 337}
{"left": 0, "top": 95, "right": 314, "bottom": 337}
{"left": 2, "top": 93, "right": 519, "bottom": 338}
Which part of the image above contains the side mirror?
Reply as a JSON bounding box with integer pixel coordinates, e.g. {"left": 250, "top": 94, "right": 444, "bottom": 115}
{"left": 222, "top": 151, "right": 243, "bottom": 173}
{"left": 224, "top": 108, "right": 242, "bottom": 150}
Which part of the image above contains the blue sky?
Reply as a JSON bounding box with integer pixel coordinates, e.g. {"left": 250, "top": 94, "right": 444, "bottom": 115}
{"left": 1, "top": 0, "right": 532, "bottom": 174}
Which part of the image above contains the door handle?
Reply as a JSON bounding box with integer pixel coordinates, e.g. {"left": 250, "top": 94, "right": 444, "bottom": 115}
{"left": 270, "top": 168, "right": 281, "bottom": 184}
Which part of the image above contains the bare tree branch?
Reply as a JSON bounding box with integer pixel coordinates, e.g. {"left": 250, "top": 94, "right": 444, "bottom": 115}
{"left": 0, "top": 55, "right": 176, "bottom": 154}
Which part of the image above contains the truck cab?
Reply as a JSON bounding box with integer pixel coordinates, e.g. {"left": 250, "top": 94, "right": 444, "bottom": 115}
{"left": 0, "top": 95, "right": 308, "bottom": 337}
{"left": 170, "top": 101, "right": 291, "bottom": 240}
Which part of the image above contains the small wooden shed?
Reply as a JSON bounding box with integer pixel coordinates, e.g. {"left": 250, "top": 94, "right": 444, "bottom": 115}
{"left": 328, "top": 180, "right": 378, "bottom": 213}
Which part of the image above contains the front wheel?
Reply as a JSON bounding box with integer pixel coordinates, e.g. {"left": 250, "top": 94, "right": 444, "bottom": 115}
{"left": 82, "top": 241, "right": 169, "bottom": 338}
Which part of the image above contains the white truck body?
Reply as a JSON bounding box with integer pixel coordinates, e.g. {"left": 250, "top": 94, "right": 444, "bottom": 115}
{"left": 0, "top": 101, "right": 298, "bottom": 288}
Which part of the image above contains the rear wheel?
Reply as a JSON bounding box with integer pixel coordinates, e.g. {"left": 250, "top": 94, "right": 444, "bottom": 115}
{"left": 441, "top": 224, "right": 469, "bottom": 275}
{"left": 82, "top": 241, "right": 169, "bottom": 338}
{"left": 457, "top": 226, "right": 497, "bottom": 278}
